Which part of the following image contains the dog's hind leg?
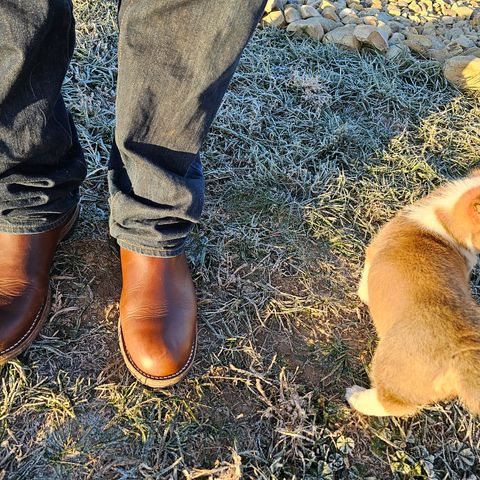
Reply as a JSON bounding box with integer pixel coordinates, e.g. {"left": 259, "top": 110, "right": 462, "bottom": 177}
{"left": 345, "top": 386, "right": 418, "bottom": 417}
{"left": 345, "top": 386, "right": 391, "bottom": 416}
{"left": 357, "top": 261, "right": 370, "bottom": 305}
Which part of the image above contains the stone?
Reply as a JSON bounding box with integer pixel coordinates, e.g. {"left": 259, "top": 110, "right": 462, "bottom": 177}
{"left": 427, "top": 47, "right": 450, "bottom": 61}
{"left": 262, "top": 10, "right": 286, "bottom": 27}
{"left": 455, "top": 20, "right": 469, "bottom": 29}
{"left": 314, "top": 15, "right": 343, "bottom": 32}
{"left": 339, "top": 7, "right": 355, "bottom": 18}
{"left": 408, "top": 13, "right": 422, "bottom": 24}
{"left": 405, "top": 26, "right": 419, "bottom": 34}
{"left": 389, "top": 32, "right": 406, "bottom": 44}
{"left": 377, "top": 12, "right": 394, "bottom": 22}
{"left": 286, "top": 17, "right": 325, "bottom": 40}
{"left": 397, "top": 17, "right": 413, "bottom": 26}
{"left": 452, "top": 5, "right": 474, "bottom": 18}
{"left": 320, "top": 0, "right": 335, "bottom": 8}
{"left": 305, "top": 22, "right": 325, "bottom": 40}
{"left": 404, "top": 33, "right": 432, "bottom": 54}
{"left": 444, "top": 55, "right": 480, "bottom": 90}
{"left": 265, "top": 0, "right": 284, "bottom": 13}
{"left": 472, "top": 12, "right": 480, "bottom": 27}
{"left": 463, "top": 47, "right": 480, "bottom": 58}
{"left": 300, "top": 4, "right": 321, "bottom": 18}
{"left": 447, "top": 44, "right": 466, "bottom": 57}
{"left": 324, "top": 24, "right": 361, "bottom": 49}
{"left": 349, "top": 2, "right": 364, "bottom": 11}
{"left": 388, "top": 5, "right": 402, "bottom": 16}
{"left": 284, "top": 5, "right": 302, "bottom": 22}
{"left": 322, "top": 6, "right": 341, "bottom": 21}
{"left": 422, "top": 0, "right": 433, "bottom": 9}
{"left": 425, "top": 34, "right": 444, "bottom": 50}
{"left": 386, "top": 43, "right": 410, "bottom": 60}
{"left": 354, "top": 24, "right": 389, "bottom": 51}
{"left": 388, "top": 21, "right": 404, "bottom": 32}
{"left": 449, "top": 35, "right": 477, "bottom": 49}
{"left": 260, "top": 0, "right": 480, "bottom": 92}
{"left": 362, "top": 8, "right": 381, "bottom": 16}
{"left": 408, "top": 2, "right": 423, "bottom": 14}
{"left": 422, "top": 26, "right": 436, "bottom": 36}
{"left": 342, "top": 14, "right": 364, "bottom": 24}
{"left": 362, "top": 15, "right": 378, "bottom": 25}
{"left": 377, "top": 21, "right": 393, "bottom": 38}
{"left": 445, "top": 27, "right": 466, "bottom": 40}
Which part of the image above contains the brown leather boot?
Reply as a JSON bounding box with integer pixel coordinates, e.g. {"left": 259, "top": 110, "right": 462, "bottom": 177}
{"left": 0, "top": 206, "right": 79, "bottom": 364}
{"left": 118, "top": 249, "right": 197, "bottom": 388}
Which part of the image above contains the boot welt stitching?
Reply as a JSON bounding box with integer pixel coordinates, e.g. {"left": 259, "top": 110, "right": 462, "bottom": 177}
{"left": 120, "top": 326, "right": 196, "bottom": 381}
{"left": 0, "top": 300, "right": 45, "bottom": 355}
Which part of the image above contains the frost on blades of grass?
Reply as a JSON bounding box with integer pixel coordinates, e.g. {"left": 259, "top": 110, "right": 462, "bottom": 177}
{"left": 0, "top": 0, "right": 479, "bottom": 478}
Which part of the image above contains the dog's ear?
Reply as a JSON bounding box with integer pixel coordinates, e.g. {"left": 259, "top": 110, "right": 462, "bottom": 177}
{"left": 454, "top": 185, "right": 480, "bottom": 226}
{"left": 438, "top": 184, "right": 480, "bottom": 250}
{"left": 474, "top": 200, "right": 480, "bottom": 220}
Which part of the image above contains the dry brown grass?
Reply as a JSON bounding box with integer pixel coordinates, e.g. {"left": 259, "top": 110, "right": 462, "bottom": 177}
{"left": 1, "top": 0, "right": 480, "bottom": 478}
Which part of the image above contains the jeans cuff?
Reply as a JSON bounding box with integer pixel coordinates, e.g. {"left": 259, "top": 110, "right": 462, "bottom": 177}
{"left": 0, "top": 206, "right": 77, "bottom": 234}
{"left": 115, "top": 237, "right": 186, "bottom": 258}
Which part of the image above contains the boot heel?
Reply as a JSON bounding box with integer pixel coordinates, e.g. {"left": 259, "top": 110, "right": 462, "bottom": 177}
{"left": 59, "top": 204, "right": 81, "bottom": 243}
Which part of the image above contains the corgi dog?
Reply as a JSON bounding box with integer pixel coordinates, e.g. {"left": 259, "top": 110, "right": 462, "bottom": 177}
{"left": 346, "top": 170, "right": 480, "bottom": 417}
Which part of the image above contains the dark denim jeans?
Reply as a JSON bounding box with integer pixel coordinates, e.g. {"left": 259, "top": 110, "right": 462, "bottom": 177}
{"left": 0, "top": 0, "right": 266, "bottom": 256}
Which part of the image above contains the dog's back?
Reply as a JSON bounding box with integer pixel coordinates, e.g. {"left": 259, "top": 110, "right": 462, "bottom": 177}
{"left": 347, "top": 173, "right": 480, "bottom": 417}
{"left": 368, "top": 215, "right": 480, "bottom": 415}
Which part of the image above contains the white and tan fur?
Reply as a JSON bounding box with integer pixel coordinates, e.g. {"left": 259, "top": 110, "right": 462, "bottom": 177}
{"left": 346, "top": 170, "right": 480, "bottom": 417}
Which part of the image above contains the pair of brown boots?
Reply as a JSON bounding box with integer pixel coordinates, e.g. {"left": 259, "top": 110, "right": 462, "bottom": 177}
{"left": 0, "top": 206, "right": 196, "bottom": 388}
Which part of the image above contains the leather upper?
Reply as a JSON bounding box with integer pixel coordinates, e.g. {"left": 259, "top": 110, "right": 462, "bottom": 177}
{"left": 0, "top": 210, "right": 77, "bottom": 358}
{"left": 119, "top": 249, "right": 197, "bottom": 379}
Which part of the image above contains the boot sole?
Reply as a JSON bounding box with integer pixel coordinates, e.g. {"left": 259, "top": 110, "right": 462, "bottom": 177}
{"left": 118, "top": 317, "right": 197, "bottom": 389}
{"left": 0, "top": 204, "right": 80, "bottom": 365}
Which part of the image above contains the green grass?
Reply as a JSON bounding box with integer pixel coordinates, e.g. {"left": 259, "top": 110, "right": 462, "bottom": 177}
{"left": 1, "top": 0, "right": 480, "bottom": 478}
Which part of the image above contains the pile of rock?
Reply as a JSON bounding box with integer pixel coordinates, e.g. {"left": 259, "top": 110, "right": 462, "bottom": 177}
{"left": 262, "top": 0, "right": 480, "bottom": 90}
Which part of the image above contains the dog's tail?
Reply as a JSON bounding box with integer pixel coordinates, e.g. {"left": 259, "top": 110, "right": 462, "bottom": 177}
{"left": 454, "top": 348, "right": 480, "bottom": 415}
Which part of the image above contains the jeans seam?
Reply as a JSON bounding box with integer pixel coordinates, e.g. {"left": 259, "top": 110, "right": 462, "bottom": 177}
{"left": 0, "top": 205, "right": 77, "bottom": 234}
{"left": 117, "top": 238, "right": 185, "bottom": 257}
{"left": 111, "top": 189, "right": 187, "bottom": 256}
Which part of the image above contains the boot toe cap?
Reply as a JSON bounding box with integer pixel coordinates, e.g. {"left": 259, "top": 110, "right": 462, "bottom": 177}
{"left": 121, "top": 324, "right": 196, "bottom": 381}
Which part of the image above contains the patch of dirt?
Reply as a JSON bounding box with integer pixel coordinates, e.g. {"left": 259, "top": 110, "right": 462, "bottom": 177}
{"left": 69, "top": 237, "right": 122, "bottom": 326}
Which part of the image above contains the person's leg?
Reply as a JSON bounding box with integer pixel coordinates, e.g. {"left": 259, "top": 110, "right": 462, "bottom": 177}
{"left": 113, "top": 0, "right": 266, "bottom": 387}
{"left": 0, "top": 0, "right": 85, "bottom": 364}
{"left": 0, "top": 0, "right": 86, "bottom": 231}
{"left": 110, "top": 0, "right": 266, "bottom": 255}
